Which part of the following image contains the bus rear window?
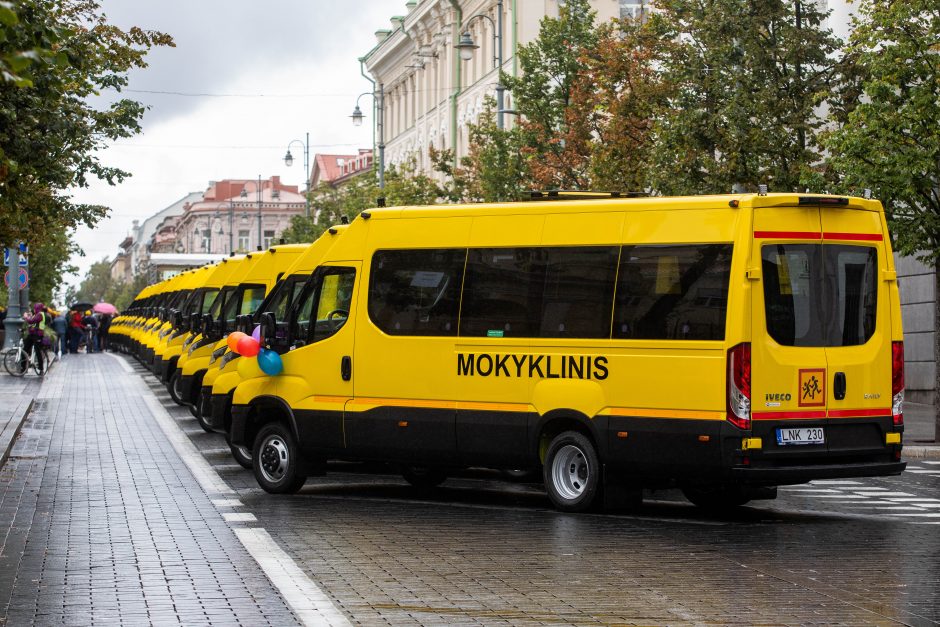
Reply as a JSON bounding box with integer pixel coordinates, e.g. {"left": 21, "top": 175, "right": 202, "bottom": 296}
{"left": 762, "top": 244, "right": 877, "bottom": 347}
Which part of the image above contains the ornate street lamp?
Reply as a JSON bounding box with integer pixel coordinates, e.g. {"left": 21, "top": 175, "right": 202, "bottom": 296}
{"left": 283, "top": 133, "right": 311, "bottom": 218}
{"left": 456, "top": 0, "right": 507, "bottom": 129}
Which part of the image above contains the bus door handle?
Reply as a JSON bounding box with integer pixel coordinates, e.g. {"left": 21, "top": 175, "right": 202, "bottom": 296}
{"left": 341, "top": 356, "right": 352, "bottom": 381}
{"left": 833, "top": 372, "right": 846, "bottom": 401}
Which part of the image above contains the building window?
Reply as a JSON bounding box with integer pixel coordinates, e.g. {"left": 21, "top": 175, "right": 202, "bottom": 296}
{"left": 202, "top": 229, "right": 211, "bottom": 252}
{"left": 619, "top": 0, "right": 647, "bottom": 21}
{"left": 238, "top": 230, "right": 249, "bottom": 252}
{"left": 263, "top": 230, "right": 275, "bottom": 249}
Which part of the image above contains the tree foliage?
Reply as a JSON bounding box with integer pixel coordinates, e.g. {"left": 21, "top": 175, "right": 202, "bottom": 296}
{"left": 70, "top": 257, "right": 142, "bottom": 311}
{"left": 502, "top": 0, "right": 600, "bottom": 189}
{"left": 0, "top": 0, "right": 172, "bottom": 298}
{"left": 822, "top": 0, "right": 940, "bottom": 261}
{"left": 645, "top": 0, "right": 841, "bottom": 195}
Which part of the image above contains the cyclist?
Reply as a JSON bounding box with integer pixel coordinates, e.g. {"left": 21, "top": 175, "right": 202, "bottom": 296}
{"left": 22, "top": 302, "right": 47, "bottom": 374}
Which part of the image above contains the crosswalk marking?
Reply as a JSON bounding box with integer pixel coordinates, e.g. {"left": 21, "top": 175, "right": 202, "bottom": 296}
{"left": 775, "top": 463, "right": 940, "bottom": 523}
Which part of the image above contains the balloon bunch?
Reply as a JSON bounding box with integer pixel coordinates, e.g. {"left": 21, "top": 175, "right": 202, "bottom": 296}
{"left": 226, "top": 325, "right": 283, "bottom": 376}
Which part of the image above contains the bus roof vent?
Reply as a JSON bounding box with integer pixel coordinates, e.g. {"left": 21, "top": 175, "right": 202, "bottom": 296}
{"left": 528, "top": 190, "right": 647, "bottom": 201}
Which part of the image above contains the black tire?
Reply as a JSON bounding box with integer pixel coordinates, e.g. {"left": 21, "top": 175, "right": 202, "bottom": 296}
{"left": 402, "top": 466, "right": 447, "bottom": 489}
{"left": 543, "top": 431, "right": 601, "bottom": 512}
{"left": 252, "top": 422, "right": 306, "bottom": 494}
{"left": 226, "top": 431, "right": 253, "bottom": 470}
{"left": 167, "top": 369, "right": 184, "bottom": 405}
{"left": 682, "top": 486, "right": 752, "bottom": 509}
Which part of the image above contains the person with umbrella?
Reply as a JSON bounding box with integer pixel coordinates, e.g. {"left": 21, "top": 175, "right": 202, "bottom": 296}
{"left": 68, "top": 302, "right": 92, "bottom": 354}
{"left": 93, "top": 302, "right": 117, "bottom": 352}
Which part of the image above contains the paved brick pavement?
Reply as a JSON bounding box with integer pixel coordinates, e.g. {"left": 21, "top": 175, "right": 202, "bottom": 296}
{"left": 0, "top": 354, "right": 302, "bottom": 626}
{"left": 0, "top": 371, "right": 40, "bottom": 468}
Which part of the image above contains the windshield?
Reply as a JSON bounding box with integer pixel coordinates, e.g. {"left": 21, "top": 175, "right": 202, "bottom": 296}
{"left": 762, "top": 244, "right": 877, "bottom": 347}
{"left": 209, "top": 287, "right": 233, "bottom": 318}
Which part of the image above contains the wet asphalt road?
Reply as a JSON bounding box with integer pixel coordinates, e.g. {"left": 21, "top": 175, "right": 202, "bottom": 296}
{"left": 142, "top": 363, "right": 940, "bottom": 626}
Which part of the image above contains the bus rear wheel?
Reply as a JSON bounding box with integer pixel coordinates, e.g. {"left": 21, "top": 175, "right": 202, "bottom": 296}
{"left": 543, "top": 431, "right": 600, "bottom": 512}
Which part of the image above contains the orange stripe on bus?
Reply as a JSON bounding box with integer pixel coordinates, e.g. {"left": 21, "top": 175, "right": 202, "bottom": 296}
{"left": 604, "top": 407, "right": 725, "bottom": 420}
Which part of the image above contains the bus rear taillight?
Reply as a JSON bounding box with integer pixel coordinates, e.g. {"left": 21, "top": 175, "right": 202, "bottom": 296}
{"left": 727, "top": 343, "right": 751, "bottom": 430}
{"left": 892, "top": 341, "right": 904, "bottom": 426}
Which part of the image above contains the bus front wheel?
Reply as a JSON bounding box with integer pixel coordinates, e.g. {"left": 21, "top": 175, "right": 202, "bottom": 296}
{"left": 253, "top": 422, "right": 307, "bottom": 494}
{"left": 543, "top": 431, "right": 600, "bottom": 512}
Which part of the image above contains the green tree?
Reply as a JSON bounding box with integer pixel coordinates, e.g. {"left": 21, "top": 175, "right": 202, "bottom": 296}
{"left": 646, "top": 0, "right": 841, "bottom": 195}
{"left": 502, "top": 0, "right": 600, "bottom": 189}
{"left": 569, "top": 18, "right": 676, "bottom": 192}
{"left": 431, "top": 98, "right": 527, "bottom": 202}
{"left": 822, "top": 0, "right": 940, "bottom": 260}
{"left": 0, "top": 0, "right": 172, "bottom": 252}
{"left": 820, "top": 0, "right": 940, "bottom": 438}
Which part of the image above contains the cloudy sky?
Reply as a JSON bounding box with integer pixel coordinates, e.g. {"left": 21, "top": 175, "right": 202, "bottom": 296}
{"left": 66, "top": 0, "right": 395, "bottom": 293}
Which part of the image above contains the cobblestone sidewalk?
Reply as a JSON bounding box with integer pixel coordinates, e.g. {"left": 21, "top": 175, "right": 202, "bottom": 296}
{"left": 0, "top": 354, "right": 301, "bottom": 626}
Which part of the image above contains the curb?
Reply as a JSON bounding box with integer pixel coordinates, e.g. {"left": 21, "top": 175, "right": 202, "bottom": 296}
{"left": 903, "top": 445, "right": 940, "bottom": 461}
{"left": 0, "top": 397, "right": 34, "bottom": 469}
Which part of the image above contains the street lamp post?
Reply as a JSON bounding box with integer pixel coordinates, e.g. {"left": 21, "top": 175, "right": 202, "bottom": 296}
{"left": 215, "top": 200, "right": 234, "bottom": 254}
{"left": 283, "top": 133, "right": 311, "bottom": 218}
{"left": 456, "top": 0, "right": 506, "bottom": 129}
{"left": 240, "top": 176, "right": 263, "bottom": 250}
{"left": 353, "top": 59, "right": 385, "bottom": 190}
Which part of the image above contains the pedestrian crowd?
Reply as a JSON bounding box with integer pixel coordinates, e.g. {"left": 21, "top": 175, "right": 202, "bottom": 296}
{"left": 1, "top": 303, "right": 115, "bottom": 375}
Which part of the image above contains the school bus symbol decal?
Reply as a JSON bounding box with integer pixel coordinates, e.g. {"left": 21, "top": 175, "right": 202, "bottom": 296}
{"left": 798, "top": 369, "right": 826, "bottom": 407}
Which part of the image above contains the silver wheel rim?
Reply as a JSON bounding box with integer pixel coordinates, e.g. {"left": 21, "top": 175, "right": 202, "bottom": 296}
{"left": 551, "top": 444, "right": 590, "bottom": 501}
{"left": 259, "top": 436, "right": 289, "bottom": 483}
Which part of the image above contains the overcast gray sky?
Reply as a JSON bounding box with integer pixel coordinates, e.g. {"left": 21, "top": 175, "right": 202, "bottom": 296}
{"left": 65, "top": 0, "right": 395, "bottom": 297}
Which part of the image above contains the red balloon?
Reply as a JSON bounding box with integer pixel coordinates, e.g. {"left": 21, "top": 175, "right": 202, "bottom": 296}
{"left": 237, "top": 335, "right": 260, "bottom": 357}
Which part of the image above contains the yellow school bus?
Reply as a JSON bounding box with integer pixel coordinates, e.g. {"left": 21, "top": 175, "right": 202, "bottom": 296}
{"left": 229, "top": 193, "right": 906, "bottom": 512}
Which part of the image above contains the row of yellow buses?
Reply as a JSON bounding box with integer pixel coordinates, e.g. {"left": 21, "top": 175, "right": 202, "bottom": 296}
{"left": 111, "top": 192, "right": 906, "bottom": 512}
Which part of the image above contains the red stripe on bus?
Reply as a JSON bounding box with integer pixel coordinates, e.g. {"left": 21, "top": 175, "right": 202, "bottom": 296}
{"left": 822, "top": 232, "right": 884, "bottom": 242}
{"left": 753, "top": 231, "right": 821, "bottom": 239}
{"left": 752, "top": 410, "right": 827, "bottom": 420}
{"left": 828, "top": 408, "right": 889, "bottom": 418}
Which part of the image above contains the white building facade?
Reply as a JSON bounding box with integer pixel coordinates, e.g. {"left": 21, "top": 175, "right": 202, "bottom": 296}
{"left": 363, "top": 0, "right": 854, "bottom": 177}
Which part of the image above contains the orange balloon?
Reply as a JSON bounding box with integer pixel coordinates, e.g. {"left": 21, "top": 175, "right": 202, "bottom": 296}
{"left": 227, "top": 331, "right": 247, "bottom": 353}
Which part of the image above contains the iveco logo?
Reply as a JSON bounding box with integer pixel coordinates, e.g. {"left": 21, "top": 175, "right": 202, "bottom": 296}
{"left": 765, "top": 393, "right": 792, "bottom": 402}
{"left": 864, "top": 393, "right": 881, "bottom": 400}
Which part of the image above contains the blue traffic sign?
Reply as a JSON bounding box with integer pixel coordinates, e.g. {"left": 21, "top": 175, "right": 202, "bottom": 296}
{"left": 3, "top": 248, "right": 28, "bottom": 267}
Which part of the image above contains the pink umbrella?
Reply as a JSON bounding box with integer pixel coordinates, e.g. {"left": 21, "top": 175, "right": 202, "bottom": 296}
{"left": 93, "top": 302, "right": 118, "bottom": 315}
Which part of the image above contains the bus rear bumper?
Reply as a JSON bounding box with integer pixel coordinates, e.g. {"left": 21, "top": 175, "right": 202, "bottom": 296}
{"left": 727, "top": 460, "right": 906, "bottom": 485}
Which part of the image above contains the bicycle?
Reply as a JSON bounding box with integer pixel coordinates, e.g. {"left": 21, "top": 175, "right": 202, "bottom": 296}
{"left": 3, "top": 333, "right": 50, "bottom": 377}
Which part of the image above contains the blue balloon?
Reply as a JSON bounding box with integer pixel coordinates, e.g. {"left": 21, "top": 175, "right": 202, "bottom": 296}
{"left": 257, "top": 348, "right": 283, "bottom": 376}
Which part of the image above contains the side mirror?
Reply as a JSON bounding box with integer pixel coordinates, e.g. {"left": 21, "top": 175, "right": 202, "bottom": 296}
{"left": 259, "top": 312, "right": 276, "bottom": 347}
{"left": 173, "top": 309, "right": 183, "bottom": 329}
{"left": 202, "top": 313, "right": 215, "bottom": 338}
{"left": 236, "top": 314, "right": 252, "bottom": 334}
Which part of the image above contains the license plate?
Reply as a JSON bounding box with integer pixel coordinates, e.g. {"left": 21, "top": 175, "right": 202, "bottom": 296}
{"left": 776, "top": 427, "right": 825, "bottom": 446}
